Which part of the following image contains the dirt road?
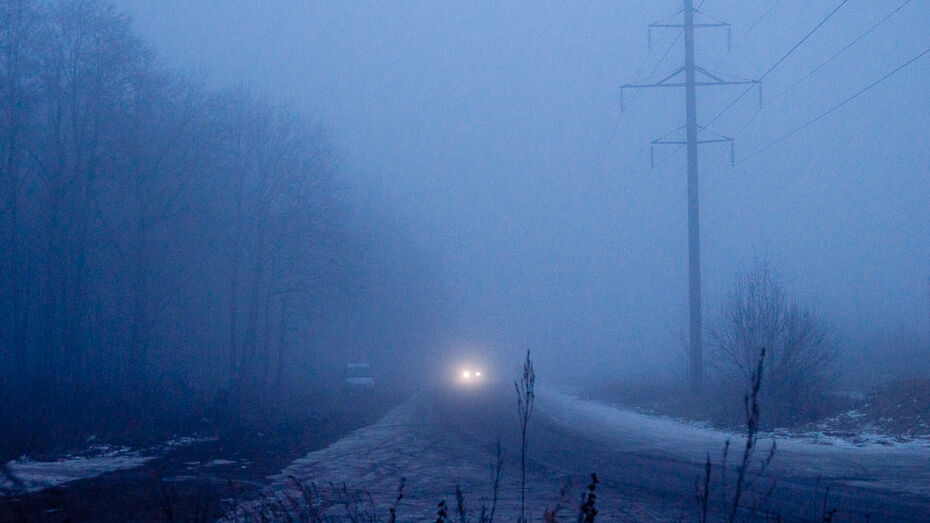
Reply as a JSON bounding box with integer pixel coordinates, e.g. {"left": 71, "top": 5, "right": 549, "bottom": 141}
{"left": 256, "top": 384, "right": 930, "bottom": 521}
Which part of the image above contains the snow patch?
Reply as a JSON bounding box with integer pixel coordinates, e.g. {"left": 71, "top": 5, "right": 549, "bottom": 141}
{"left": 0, "top": 435, "right": 217, "bottom": 495}
{"left": 162, "top": 436, "right": 218, "bottom": 449}
{"left": 0, "top": 452, "right": 151, "bottom": 494}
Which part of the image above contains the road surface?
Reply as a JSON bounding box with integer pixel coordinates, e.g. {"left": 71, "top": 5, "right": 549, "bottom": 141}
{"left": 250, "top": 384, "right": 930, "bottom": 521}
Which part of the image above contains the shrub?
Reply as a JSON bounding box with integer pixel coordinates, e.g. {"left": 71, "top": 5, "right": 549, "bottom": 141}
{"left": 709, "top": 258, "right": 837, "bottom": 426}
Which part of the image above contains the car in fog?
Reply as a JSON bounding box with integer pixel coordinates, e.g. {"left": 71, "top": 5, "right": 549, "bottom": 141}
{"left": 458, "top": 367, "right": 484, "bottom": 385}
{"left": 345, "top": 362, "right": 374, "bottom": 390}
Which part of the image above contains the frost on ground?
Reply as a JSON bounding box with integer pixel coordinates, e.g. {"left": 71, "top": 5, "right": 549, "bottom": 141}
{"left": 0, "top": 436, "right": 217, "bottom": 495}
{"left": 243, "top": 386, "right": 930, "bottom": 520}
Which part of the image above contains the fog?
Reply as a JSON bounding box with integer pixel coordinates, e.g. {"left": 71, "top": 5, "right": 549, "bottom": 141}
{"left": 4, "top": 1, "right": 930, "bottom": 519}
{"left": 111, "top": 0, "right": 929, "bottom": 381}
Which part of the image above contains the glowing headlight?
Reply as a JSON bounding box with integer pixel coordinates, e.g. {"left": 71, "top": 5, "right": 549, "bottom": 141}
{"left": 458, "top": 367, "right": 484, "bottom": 384}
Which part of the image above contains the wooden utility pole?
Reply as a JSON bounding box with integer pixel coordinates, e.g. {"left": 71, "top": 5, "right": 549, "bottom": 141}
{"left": 622, "top": 1, "right": 758, "bottom": 391}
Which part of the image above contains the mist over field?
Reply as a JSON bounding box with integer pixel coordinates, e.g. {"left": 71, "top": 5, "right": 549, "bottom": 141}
{"left": 112, "top": 0, "right": 930, "bottom": 382}
{"left": 1, "top": 1, "right": 929, "bottom": 520}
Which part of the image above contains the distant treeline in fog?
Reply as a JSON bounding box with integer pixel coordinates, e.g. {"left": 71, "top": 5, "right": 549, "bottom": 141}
{"left": 0, "top": 0, "right": 442, "bottom": 454}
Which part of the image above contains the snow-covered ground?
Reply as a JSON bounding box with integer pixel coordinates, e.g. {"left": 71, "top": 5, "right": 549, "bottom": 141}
{"left": 0, "top": 437, "right": 216, "bottom": 495}
{"left": 0, "top": 446, "right": 150, "bottom": 494}
{"left": 538, "top": 387, "right": 930, "bottom": 496}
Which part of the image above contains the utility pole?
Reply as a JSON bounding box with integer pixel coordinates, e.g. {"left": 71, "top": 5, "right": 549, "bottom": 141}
{"left": 622, "top": 1, "right": 759, "bottom": 392}
{"left": 683, "top": 0, "right": 702, "bottom": 392}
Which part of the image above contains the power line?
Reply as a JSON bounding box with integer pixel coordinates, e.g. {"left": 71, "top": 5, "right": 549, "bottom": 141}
{"left": 760, "top": 0, "right": 849, "bottom": 80}
{"left": 593, "top": 29, "right": 684, "bottom": 173}
{"left": 734, "top": 44, "right": 930, "bottom": 167}
{"left": 696, "top": 42, "right": 930, "bottom": 228}
{"left": 654, "top": 0, "right": 851, "bottom": 169}
{"left": 768, "top": 0, "right": 912, "bottom": 106}
{"left": 711, "top": 0, "right": 782, "bottom": 74}
{"left": 731, "top": 0, "right": 779, "bottom": 50}
{"left": 704, "top": 0, "right": 849, "bottom": 130}
{"left": 647, "top": 30, "right": 685, "bottom": 83}
{"left": 731, "top": 0, "right": 913, "bottom": 138}
{"left": 658, "top": 5, "right": 926, "bottom": 288}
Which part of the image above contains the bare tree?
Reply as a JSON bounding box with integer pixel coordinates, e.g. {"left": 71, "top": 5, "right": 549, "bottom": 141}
{"left": 0, "top": 0, "right": 437, "bottom": 460}
{"left": 105, "top": 68, "right": 212, "bottom": 381}
{"left": 0, "top": 0, "right": 42, "bottom": 391}
{"left": 709, "top": 258, "right": 836, "bottom": 425}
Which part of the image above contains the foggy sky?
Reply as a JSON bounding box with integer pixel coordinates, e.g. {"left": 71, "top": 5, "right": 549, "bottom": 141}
{"left": 112, "top": 0, "right": 930, "bottom": 381}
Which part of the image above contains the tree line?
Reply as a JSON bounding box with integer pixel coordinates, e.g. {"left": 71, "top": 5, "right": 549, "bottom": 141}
{"left": 0, "top": 0, "right": 442, "bottom": 453}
